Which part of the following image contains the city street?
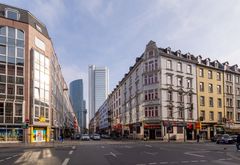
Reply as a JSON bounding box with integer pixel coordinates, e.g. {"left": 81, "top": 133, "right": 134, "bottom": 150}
{"left": 0, "top": 140, "right": 240, "bottom": 165}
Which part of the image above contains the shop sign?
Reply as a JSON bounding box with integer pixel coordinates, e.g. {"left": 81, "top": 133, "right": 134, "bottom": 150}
{"left": 39, "top": 117, "right": 46, "bottom": 122}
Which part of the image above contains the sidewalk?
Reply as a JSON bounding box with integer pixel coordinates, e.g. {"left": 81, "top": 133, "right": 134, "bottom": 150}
{"left": 0, "top": 140, "right": 78, "bottom": 149}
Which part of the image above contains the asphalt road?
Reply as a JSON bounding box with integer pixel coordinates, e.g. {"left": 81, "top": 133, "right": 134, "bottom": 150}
{"left": 0, "top": 140, "right": 240, "bottom": 165}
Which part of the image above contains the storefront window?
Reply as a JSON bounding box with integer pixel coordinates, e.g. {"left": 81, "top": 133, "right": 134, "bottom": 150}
{"left": 0, "top": 128, "right": 23, "bottom": 141}
{"left": 32, "top": 128, "right": 46, "bottom": 142}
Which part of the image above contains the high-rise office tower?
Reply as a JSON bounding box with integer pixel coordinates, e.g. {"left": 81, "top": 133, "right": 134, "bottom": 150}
{"left": 69, "top": 79, "right": 86, "bottom": 131}
{"left": 88, "top": 65, "right": 109, "bottom": 121}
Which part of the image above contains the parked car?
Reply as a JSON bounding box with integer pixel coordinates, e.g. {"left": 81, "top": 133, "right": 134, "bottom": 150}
{"left": 92, "top": 134, "right": 101, "bottom": 140}
{"left": 211, "top": 134, "right": 222, "bottom": 142}
{"left": 101, "top": 134, "right": 111, "bottom": 139}
{"left": 216, "top": 134, "right": 234, "bottom": 144}
{"left": 81, "top": 134, "right": 90, "bottom": 141}
{"left": 230, "top": 135, "right": 238, "bottom": 143}
{"left": 75, "top": 134, "right": 81, "bottom": 140}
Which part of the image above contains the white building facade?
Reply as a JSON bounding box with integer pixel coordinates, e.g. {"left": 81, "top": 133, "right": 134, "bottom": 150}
{"left": 88, "top": 65, "right": 109, "bottom": 122}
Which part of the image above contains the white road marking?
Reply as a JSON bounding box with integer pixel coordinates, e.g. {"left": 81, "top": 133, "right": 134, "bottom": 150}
{"left": 101, "top": 146, "right": 105, "bottom": 148}
{"left": 0, "top": 160, "right": 4, "bottom": 162}
{"left": 169, "top": 162, "right": 177, "bottom": 164}
{"left": 15, "top": 151, "right": 40, "bottom": 164}
{"left": 62, "top": 158, "right": 70, "bottom": 165}
{"left": 69, "top": 150, "right": 73, "bottom": 155}
{"left": 181, "top": 161, "right": 189, "bottom": 163}
{"left": 184, "top": 152, "right": 205, "bottom": 158}
{"left": 159, "top": 162, "right": 168, "bottom": 164}
{"left": 199, "top": 160, "right": 207, "bottom": 162}
{"left": 6, "top": 157, "right": 12, "bottom": 160}
{"left": 12, "top": 155, "right": 18, "bottom": 157}
{"left": 110, "top": 152, "right": 117, "bottom": 158}
{"left": 191, "top": 160, "right": 199, "bottom": 163}
{"left": 43, "top": 149, "right": 52, "bottom": 158}
{"left": 144, "top": 151, "right": 158, "bottom": 155}
{"left": 72, "top": 146, "right": 76, "bottom": 150}
{"left": 136, "top": 164, "right": 146, "bottom": 165}
{"left": 145, "top": 145, "right": 152, "bottom": 148}
{"left": 149, "top": 163, "right": 157, "bottom": 165}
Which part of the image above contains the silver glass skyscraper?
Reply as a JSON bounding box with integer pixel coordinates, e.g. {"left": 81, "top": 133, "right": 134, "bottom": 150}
{"left": 88, "top": 65, "right": 109, "bottom": 122}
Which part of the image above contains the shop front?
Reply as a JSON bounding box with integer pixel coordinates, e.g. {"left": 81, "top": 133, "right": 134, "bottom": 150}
{"left": 144, "top": 123, "right": 161, "bottom": 140}
{"left": 31, "top": 127, "right": 50, "bottom": 143}
{"left": 200, "top": 123, "right": 216, "bottom": 140}
{"left": 0, "top": 125, "right": 23, "bottom": 142}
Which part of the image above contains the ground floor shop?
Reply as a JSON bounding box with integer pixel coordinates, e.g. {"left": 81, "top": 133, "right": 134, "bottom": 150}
{"left": 144, "top": 123, "right": 162, "bottom": 140}
{"left": 30, "top": 126, "right": 50, "bottom": 143}
{"left": 200, "top": 123, "right": 224, "bottom": 140}
{"left": 0, "top": 125, "right": 23, "bottom": 142}
{"left": 163, "top": 121, "right": 195, "bottom": 140}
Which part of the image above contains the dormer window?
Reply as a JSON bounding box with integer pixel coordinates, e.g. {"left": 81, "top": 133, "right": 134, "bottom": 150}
{"left": 36, "top": 24, "right": 42, "bottom": 32}
{"left": 166, "top": 47, "right": 171, "bottom": 54}
{"left": 5, "top": 8, "right": 20, "bottom": 20}
{"left": 215, "top": 62, "right": 218, "bottom": 68}
{"left": 206, "top": 59, "right": 210, "bottom": 66}
{"left": 176, "top": 50, "right": 181, "bottom": 57}
{"left": 148, "top": 51, "right": 153, "bottom": 58}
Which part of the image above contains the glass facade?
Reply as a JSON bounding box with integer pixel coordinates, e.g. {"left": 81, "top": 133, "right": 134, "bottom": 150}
{"left": 32, "top": 50, "right": 50, "bottom": 123}
{"left": 0, "top": 26, "right": 24, "bottom": 141}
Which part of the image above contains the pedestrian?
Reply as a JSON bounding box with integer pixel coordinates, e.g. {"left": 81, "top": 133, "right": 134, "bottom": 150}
{"left": 196, "top": 134, "right": 200, "bottom": 143}
{"left": 60, "top": 133, "right": 64, "bottom": 143}
{"left": 236, "top": 134, "right": 240, "bottom": 151}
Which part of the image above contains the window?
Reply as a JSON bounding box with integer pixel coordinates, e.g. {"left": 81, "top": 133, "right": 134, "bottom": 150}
{"left": 218, "top": 98, "right": 222, "bottom": 108}
{"left": 0, "top": 102, "right": 3, "bottom": 116}
{"left": 0, "top": 84, "right": 5, "bottom": 93}
{"left": 0, "top": 26, "right": 6, "bottom": 36}
{"left": 208, "top": 70, "right": 212, "bottom": 79}
{"left": 0, "top": 64, "right": 5, "bottom": 74}
{"left": 178, "top": 107, "right": 183, "bottom": 118}
{"left": 237, "top": 88, "right": 240, "bottom": 95}
{"left": 177, "top": 77, "right": 183, "bottom": 87}
{"left": 227, "top": 98, "right": 233, "bottom": 107}
{"left": 177, "top": 62, "right": 182, "bottom": 72}
{"left": 218, "top": 112, "right": 222, "bottom": 122}
{"left": 217, "top": 72, "right": 221, "bottom": 81}
{"left": 167, "top": 91, "right": 172, "bottom": 101}
{"left": 35, "top": 106, "right": 39, "bottom": 117}
{"left": 227, "top": 74, "right": 232, "bottom": 81}
{"left": 199, "top": 68, "right": 204, "bottom": 77}
{"left": 209, "top": 111, "right": 214, "bottom": 121}
{"left": 237, "top": 113, "right": 240, "bottom": 121}
{"left": 188, "top": 109, "right": 193, "bottom": 119}
{"left": 15, "top": 103, "right": 22, "bottom": 116}
{"left": 166, "top": 60, "right": 172, "bottom": 70}
{"left": 17, "top": 86, "right": 23, "bottom": 95}
{"left": 177, "top": 127, "right": 183, "bottom": 133}
{"left": 236, "top": 76, "right": 240, "bottom": 84}
{"left": 168, "top": 107, "right": 173, "bottom": 118}
{"left": 8, "top": 27, "right": 15, "bottom": 39}
{"left": 187, "top": 79, "right": 192, "bottom": 88}
{"left": 7, "top": 84, "right": 14, "bottom": 95}
{"left": 199, "top": 82, "right": 204, "bottom": 92}
{"left": 167, "top": 75, "right": 172, "bottom": 85}
{"left": 0, "top": 45, "right": 6, "bottom": 55}
{"left": 178, "top": 93, "right": 183, "bottom": 102}
{"left": 208, "top": 83, "right": 213, "bottom": 93}
{"left": 237, "top": 100, "right": 240, "bottom": 108}
{"left": 200, "top": 96, "right": 205, "bottom": 106}
{"left": 200, "top": 111, "right": 205, "bottom": 121}
{"left": 187, "top": 94, "right": 192, "bottom": 103}
{"left": 17, "top": 67, "right": 23, "bottom": 76}
{"left": 187, "top": 65, "right": 192, "bottom": 74}
{"left": 209, "top": 97, "right": 214, "bottom": 107}
{"left": 217, "top": 85, "right": 221, "bottom": 94}
{"left": 5, "top": 8, "right": 20, "bottom": 20}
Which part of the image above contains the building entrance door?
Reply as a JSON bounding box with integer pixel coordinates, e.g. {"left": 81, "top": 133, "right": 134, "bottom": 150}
{"left": 149, "top": 129, "right": 155, "bottom": 140}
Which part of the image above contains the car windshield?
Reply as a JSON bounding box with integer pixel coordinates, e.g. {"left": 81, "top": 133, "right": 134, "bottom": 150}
{"left": 223, "top": 135, "right": 230, "bottom": 138}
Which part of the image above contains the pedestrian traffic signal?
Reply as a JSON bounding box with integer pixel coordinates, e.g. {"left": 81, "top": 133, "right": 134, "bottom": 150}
{"left": 23, "top": 123, "right": 29, "bottom": 129}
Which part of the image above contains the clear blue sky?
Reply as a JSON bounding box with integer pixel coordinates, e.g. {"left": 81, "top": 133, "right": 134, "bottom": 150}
{"left": 2, "top": 0, "right": 240, "bottom": 104}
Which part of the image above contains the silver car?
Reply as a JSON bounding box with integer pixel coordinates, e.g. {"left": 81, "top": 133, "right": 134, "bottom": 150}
{"left": 81, "top": 134, "right": 90, "bottom": 141}
{"left": 93, "top": 134, "right": 101, "bottom": 140}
